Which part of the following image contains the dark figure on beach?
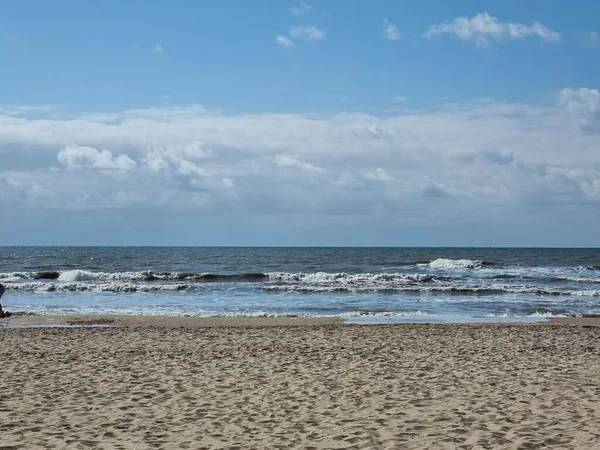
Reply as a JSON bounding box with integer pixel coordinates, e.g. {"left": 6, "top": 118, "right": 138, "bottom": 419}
{"left": 0, "top": 283, "right": 9, "bottom": 318}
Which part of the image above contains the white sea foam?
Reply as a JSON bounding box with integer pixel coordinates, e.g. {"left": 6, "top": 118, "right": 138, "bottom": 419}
{"left": 0, "top": 274, "right": 32, "bottom": 283}
{"left": 0, "top": 270, "right": 267, "bottom": 282}
{"left": 570, "top": 290, "right": 600, "bottom": 297}
{"left": 0, "top": 270, "right": 158, "bottom": 282}
{"left": 3, "top": 268, "right": 600, "bottom": 299}
{"left": 164, "top": 311, "right": 313, "bottom": 318}
{"left": 553, "top": 276, "right": 600, "bottom": 284}
{"left": 3, "top": 267, "right": 597, "bottom": 286}
{"left": 58, "top": 270, "right": 160, "bottom": 282}
{"left": 340, "top": 310, "right": 437, "bottom": 317}
{"left": 426, "top": 258, "right": 484, "bottom": 269}
{"left": 262, "top": 283, "right": 600, "bottom": 296}
{"left": 11, "top": 308, "right": 319, "bottom": 318}
{"left": 267, "top": 272, "right": 441, "bottom": 283}
{"left": 527, "top": 311, "right": 569, "bottom": 318}
{"left": 466, "top": 312, "right": 572, "bottom": 320}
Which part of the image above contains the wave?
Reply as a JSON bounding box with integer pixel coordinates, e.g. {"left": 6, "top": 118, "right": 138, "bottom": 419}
{"left": 8, "top": 280, "right": 599, "bottom": 296}
{"left": 382, "top": 261, "right": 433, "bottom": 269}
{"left": 490, "top": 273, "right": 525, "bottom": 280}
{"left": 267, "top": 272, "right": 446, "bottom": 283}
{"left": 0, "top": 271, "right": 61, "bottom": 281}
{"left": 423, "top": 258, "right": 487, "bottom": 269}
{"left": 5, "top": 282, "right": 191, "bottom": 293}
{"left": 3, "top": 266, "right": 597, "bottom": 285}
{"left": 2, "top": 268, "right": 599, "bottom": 297}
{"left": 0, "top": 270, "right": 268, "bottom": 283}
{"left": 489, "top": 273, "right": 600, "bottom": 284}
{"left": 0, "top": 270, "right": 445, "bottom": 284}
{"left": 550, "top": 275, "right": 600, "bottom": 284}
{"left": 59, "top": 270, "right": 269, "bottom": 282}
{"left": 0, "top": 259, "right": 500, "bottom": 284}
{"left": 263, "top": 283, "right": 600, "bottom": 296}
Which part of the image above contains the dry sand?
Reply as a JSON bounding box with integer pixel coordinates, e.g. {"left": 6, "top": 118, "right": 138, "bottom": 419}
{"left": 1, "top": 319, "right": 600, "bottom": 449}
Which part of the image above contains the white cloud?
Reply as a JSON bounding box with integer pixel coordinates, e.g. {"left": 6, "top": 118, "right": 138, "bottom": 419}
{"left": 425, "top": 13, "right": 561, "bottom": 48}
{"left": 290, "top": 3, "right": 311, "bottom": 16}
{"left": 277, "top": 25, "right": 325, "bottom": 49}
{"left": 57, "top": 145, "right": 137, "bottom": 171}
{"left": 2, "top": 90, "right": 600, "bottom": 221}
{"left": 153, "top": 44, "right": 163, "bottom": 53}
{"left": 222, "top": 177, "right": 235, "bottom": 188}
{"left": 177, "top": 158, "right": 212, "bottom": 177}
{"left": 274, "top": 155, "right": 323, "bottom": 173}
{"left": 289, "top": 25, "right": 326, "bottom": 42}
{"left": 276, "top": 35, "right": 295, "bottom": 48}
{"left": 558, "top": 88, "right": 600, "bottom": 132}
{"left": 383, "top": 19, "right": 400, "bottom": 40}
{"left": 365, "top": 168, "right": 392, "bottom": 181}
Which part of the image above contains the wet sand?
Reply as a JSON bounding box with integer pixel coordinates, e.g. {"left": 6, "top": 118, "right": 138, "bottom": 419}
{"left": 3, "top": 313, "right": 600, "bottom": 328}
{"left": 1, "top": 318, "right": 600, "bottom": 449}
{"left": 0, "top": 313, "right": 343, "bottom": 328}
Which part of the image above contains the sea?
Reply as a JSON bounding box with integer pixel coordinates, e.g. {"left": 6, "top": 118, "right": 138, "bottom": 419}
{"left": 1, "top": 247, "right": 600, "bottom": 323}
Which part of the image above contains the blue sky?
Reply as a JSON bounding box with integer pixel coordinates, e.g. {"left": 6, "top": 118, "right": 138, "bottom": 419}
{"left": 2, "top": 0, "right": 598, "bottom": 112}
{"left": 1, "top": 1, "right": 600, "bottom": 246}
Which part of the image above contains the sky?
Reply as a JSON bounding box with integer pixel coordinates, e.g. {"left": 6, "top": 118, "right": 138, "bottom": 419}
{"left": 1, "top": 0, "right": 600, "bottom": 246}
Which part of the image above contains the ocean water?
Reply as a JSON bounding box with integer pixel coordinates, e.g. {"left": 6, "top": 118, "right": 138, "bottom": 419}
{"left": 1, "top": 247, "right": 600, "bottom": 323}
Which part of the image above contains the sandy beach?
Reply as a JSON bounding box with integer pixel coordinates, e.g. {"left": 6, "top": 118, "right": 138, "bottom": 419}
{"left": 1, "top": 318, "right": 599, "bottom": 449}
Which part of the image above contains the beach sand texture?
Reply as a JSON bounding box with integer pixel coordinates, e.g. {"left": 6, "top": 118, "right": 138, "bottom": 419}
{"left": 1, "top": 322, "right": 599, "bottom": 449}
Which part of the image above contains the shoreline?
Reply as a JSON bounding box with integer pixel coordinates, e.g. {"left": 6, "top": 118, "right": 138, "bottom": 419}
{"left": 2, "top": 312, "right": 600, "bottom": 328}
{"left": 0, "top": 313, "right": 345, "bottom": 328}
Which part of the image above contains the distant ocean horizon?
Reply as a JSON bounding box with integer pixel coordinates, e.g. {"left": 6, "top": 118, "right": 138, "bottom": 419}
{"left": 3, "top": 246, "right": 600, "bottom": 248}
{"left": 2, "top": 246, "right": 599, "bottom": 323}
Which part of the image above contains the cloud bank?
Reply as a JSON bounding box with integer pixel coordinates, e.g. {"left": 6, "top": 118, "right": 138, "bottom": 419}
{"left": 1, "top": 90, "right": 599, "bottom": 229}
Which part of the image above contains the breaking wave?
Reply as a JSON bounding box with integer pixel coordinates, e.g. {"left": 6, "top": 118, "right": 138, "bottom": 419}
{"left": 551, "top": 275, "right": 600, "bottom": 284}
{"left": 0, "top": 259, "right": 499, "bottom": 283}
{"left": 267, "top": 272, "right": 446, "bottom": 283}
{"left": 6, "top": 282, "right": 191, "bottom": 293}
{"left": 263, "top": 283, "right": 600, "bottom": 296}
{"left": 1, "top": 270, "right": 448, "bottom": 288}
{"left": 2, "top": 269, "right": 599, "bottom": 298}
{"left": 7, "top": 281, "right": 598, "bottom": 296}
{"left": 489, "top": 273, "right": 600, "bottom": 284}
{"left": 423, "top": 258, "right": 487, "bottom": 269}
{"left": 0, "top": 270, "right": 268, "bottom": 283}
